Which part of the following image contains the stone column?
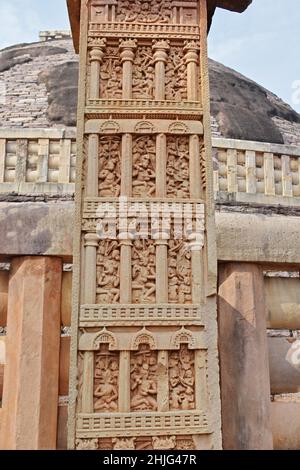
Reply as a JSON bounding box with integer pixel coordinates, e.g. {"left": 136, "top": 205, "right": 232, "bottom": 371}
{"left": 0, "top": 257, "right": 62, "bottom": 450}
{"left": 184, "top": 41, "right": 199, "bottom": 102}
{"left": 189, "top": 134, "right": 201, "bottom": 198}
{"left": 152, "top": 40, "right": 170, "bottom": 101}
{"left": 81, "top": 351, "right": 94, "bottom": 413}
{"left": 121, "top": 133, "right": 133, "bottom": 197}
{"left": 118, "top": 351, "right": 131, "bottom": 412}
{"left": 190, "top": 237, "right": 204, "bottom": 304}
{"left": 156, "top": 133, "right": 167, "bottom": 198}
{"left": 120, "top": 240, "right": 132, "bottom": 304}
{"left": 86, "top": 134, "right": 99, "bottom": 197}
{"left": 84, "top": 234, "right": 99, "bottom": 304}
{"left": 157, "top": 351, "right": 169, "bottom": 412}
{"left": 218, "top": 263, "right": 273, "bottom": 450}
{"left": 89, "top": 39, "right": 106, "bottom": 100}
{"left": 156, "top": 240, "right": 169, "bottom": 304}
{"left": 120, "top": 39, "right": 137, "bottom": 100}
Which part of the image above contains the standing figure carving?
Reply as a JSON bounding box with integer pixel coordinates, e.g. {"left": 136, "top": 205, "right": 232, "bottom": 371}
{"left": 100, "top": 47, "right": 122, "bottom": 98}
{"left": 94, "top": 348, "right": 119, "bottom": 412}
{"left": 132, "top": 240, "right": 156, "bottom": 303}
{"left": 169, "top": 345, "right": 195, "bottom": 410}
{"left": 167, "top": 137, "right": 190, "bottom": 198}
{"left": 131, "top": 347, "right": 158, "bottom": 411}
{"left": 168, "top": 240, "right": 192, "bottom": 303}
{"left": 99, "top": 136, "right": 121, "bottom": 197}
{"left": 132, "top": 136, "right": 156, "bottom": 197}
{"left": 97, "top": 241, "right": 120, "bottom": 303}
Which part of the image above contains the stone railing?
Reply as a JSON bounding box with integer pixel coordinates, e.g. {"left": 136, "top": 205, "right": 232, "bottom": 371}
{"left": 0, "top": 129, "right": 76, "bottom": 195}
{"left": 213, "top": 138, "right": 300, "bottom": 206}
{"left": 0, "top": 130, "right": 300, "bottom": 205}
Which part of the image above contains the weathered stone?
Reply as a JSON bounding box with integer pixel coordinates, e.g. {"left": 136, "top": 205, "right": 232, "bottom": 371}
{"left": 59, "top": 336, "right": 70, "bottom": 397}
{"left": 265, "top": 278, "right": 300, "bottom": 330}
{"left": 218, "top": 263, "right": 273, "bottom": 450}
{"left": 57, "top": 404, "right": 68, "bottom": 450}
{"left": 0, "top": 202, "right": 74, "bottom": 259}
{"left": 216, "top": 211, "right": 300, "bottom": 265}
{"left": 268, "top": 337, "right": 300, "bottom": 394}
{"left": 0, "top": 336, "right": 5, "bottom": 403}
{"left": 0, "top": 257, "right": 62, "bottom": 450}
{"left": 271, "top": 402, "right": 300, "bottom": 450}
{"left": 0, "top": 272, "right": 8, "bottom": 327}
{"left": 61, "top": 271, "right": 72, "bottom": 327}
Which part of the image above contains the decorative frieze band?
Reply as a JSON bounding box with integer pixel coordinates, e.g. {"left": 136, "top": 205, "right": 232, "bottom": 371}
{"left": 80, "top": 304, "right": 204, "bottom": 327}
{"left": 88, "top": 24, "right": 200, "bottom": 39}
{"left": 76, "top": 411, "right": 210, "bottom": 438}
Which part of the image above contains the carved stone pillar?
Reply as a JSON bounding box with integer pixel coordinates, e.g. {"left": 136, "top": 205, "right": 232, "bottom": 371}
{"left": 0, "top": 257, "right": 62, "bottom": 450}
{"left": 120, "top": 39, "right": 137, "bottom": 99}
{"left": 152, "top": 40, "right": 170, "bottom": 100}
{"left": 86, "top": 134, "right": 99, "bottom": 197}
{"left": 157, "top": 351, "right": 169, "bottom": 412}
{"left": 118, "top": 351, "right": 131, "bottom": 412}
{"left": 84, "top": 234, "right": 99, "bottom": 304}
{"left": 81, "top": 352, "right": 94, "bottom": 413}
{"left": 156, "top": 240, "right": 169, "bottom": 303}
{"left": 120, "top": 240, "right": 132, "bottom": 304}
{"left": 189, "top": 134, "right": 201, "bottom": 198}
{"left": 121, "top": 133, "right": 133, "bottom": 197}
{"left": 89, "top": 39, "right": 106, "bottom": 100}
{"left": 156, "top": 133, "right": 167, "bottom": 198}
{"left": 190, "top": 237, "right": 204, "bottom": 304}
{"left": 184, "top": 41, "right": 199, "bottom": 102}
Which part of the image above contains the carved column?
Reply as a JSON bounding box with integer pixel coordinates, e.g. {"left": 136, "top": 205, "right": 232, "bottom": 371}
{"left": 189, "top": 134, "right": 201, "bottom": 198}
{"left": 121, "top": 133, "right": 133, "bottom": 197}
{"left": 191, "top": 237, "right": 204, "bottom": 304}
{"left": 86, "top": 134, "right": 99, "bottom": 197}
{"left": 184, "top": 41, "right": 199, "bottom": 102}
{"left": 118, "top": 351, "right": 131, "bottom": 412}
{"left": 89, "top": 39, "right": 106, "bottom": 100}
{"left": 156, "top": 133, "right": 167, "bottom": 198}
{"left": 120, "top": 39, "right": 137, "bottom": 100}
{"left": 84, "top": 234, "right": 99, "bottom": 304}
{"left": 156, "top": 240, "right": 169, "bottom": 303}
{"left": 81, "top": 352, "right": 94, "bottom": 413}
{"left": 120, "top": 240, "right": 132, "bottom": 304}
{"left": 157, "top": 351, "right": 169, "bottom": 412}
{"left": 152, "top": 40, "right": 170, "bottom": 101}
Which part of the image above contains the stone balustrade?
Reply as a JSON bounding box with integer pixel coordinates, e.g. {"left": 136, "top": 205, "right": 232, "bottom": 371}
{"left": 1, "top": 129, "right": 300, "bottom": 206}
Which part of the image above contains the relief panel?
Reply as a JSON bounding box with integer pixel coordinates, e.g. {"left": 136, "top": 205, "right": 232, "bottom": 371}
{"left": 100, "top": 47, "right": 122, "bottom": 98}
{"left": 132, "top": 239, "right": 156, "bottom": 303}
{"left": 96, "top": 241, "right": 120, "bottom": 303}
{"left": 132, "top": 47, "right": 154, "bottom": 99}
{"left": 169, "top": 345, "right": 195, "bottom": 410}
{"left": 94, "top": 346, "right": 119, "bottom": 412}
{"left": 130, "top": 345, "right": 158, "bottom": 411}
{"left": 99, "top": 136, "right": 121, "bottom": 197}
{"left": 167, "top": 136, "right": 190, "bottom": 198}
{"left": 116, "top": 0, "right": 173, "bottom": 24}
{"left": 168, "top": 240, "right": 192, "bottom": 304}
{"left": 165, "top": 47, "right": 187, "bottom": 101}
{"left": 132, "top": 135, "right": 156, "bottom": 197}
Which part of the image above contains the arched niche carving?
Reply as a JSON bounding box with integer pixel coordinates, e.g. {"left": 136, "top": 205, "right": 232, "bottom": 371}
{"left": 134, "top": 121, "right": 155, "bottom": 134}
{"left": 100, "top": 121, "right": 121, "bottom": 134}
{"left": 93, "top": 327, "right": 118, "bottom": 351}
{"left": 170, "top": 327, "right": 197, "bottom": 350}
{"left": 168, "top": 122, "right": 188, "bottom": 134}
{"left": 131, "top": 327, "right": 157, "bottom": 351}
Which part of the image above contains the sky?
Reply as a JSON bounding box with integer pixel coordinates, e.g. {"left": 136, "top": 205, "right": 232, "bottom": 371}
{"left": 0, "top": 0, "right": 299, "bottom": 112}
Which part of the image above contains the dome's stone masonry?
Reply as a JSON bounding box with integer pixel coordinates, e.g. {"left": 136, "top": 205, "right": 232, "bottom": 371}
{"left": 1, "top": 37, "right": 300, "bottom": 146}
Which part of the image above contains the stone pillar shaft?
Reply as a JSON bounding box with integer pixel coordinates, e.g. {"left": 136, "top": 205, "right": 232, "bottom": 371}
{"left": 156, "top": 133, "right": 167, "bottom": 198}
{"left": 184, "top": 43, "right": 199, "bottom": 102}
{"left": 218, "top": 263, "right": 273, "bottom": 450}
{"left": 86, "top": 134, "right": 99, "bottom": 197}
{"left": 0, "top": 257, "right": 62, "bottom": 450}
{"left": 153, "top": 41, "right": 169, "bottom": 101}
{"left": 84, "top": 234, "right": 99, "bottom": 304}
{"left": 118, "top": 351, "right": 131, "bottom": 412}
{"left": 120, "top": 40, "right": 136, "bottom": 100}
{"left": 156, "top": 240, "right": 169, "bottom": 303}
{"left": 121, "top": 133, "right": 133, "bottom": 197}
{"left": 89, "top": 44, "right": 106, "bottom": 100}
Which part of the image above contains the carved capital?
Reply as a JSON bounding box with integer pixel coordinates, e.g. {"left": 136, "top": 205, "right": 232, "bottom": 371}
{"left": 89, "top": 38, "right": 107, "bottom": 63}
{"left": 152, "top": 39, "right": 170, "bottom": 63}
{"left": 183, "top": 40, "right": 199, "bottom": 65}
{"left": 119, "top": 38, "right": 137, "bottom": 63}
{"left": 84, "top": 233, "right": 99, "bottom": 248}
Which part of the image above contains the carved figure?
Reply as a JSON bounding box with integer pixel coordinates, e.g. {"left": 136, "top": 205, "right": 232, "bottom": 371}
{"left": 99, "top": 137, "right": 121, "bottom": 197}
{"left": 94, "top": 349, "right": 119, "bottom": 412}
{"left": 97, "top": 241, "right": 120, "bottom": 303}
{"left": 117, "top": 0, "right": 173, "bottom": 24}
{"left": 100, "top": 47, "right": 122, "bottom": 98}
{"left": 168, "top": 345, "right": 195, "bottom": 410}
{"left": 133, "top": 47, "right": 154, "bottom": 99}
{"left": 132, "top": 240, "right": 156, "bottom": 303}
{"left": 168, "top": 240, "right": 191, "bottom": 303}
{"left": 165, "top": 48, "right": 187, "bottom": 101}
{"left": 167, "top": 136, "right": 190, "bottom": 198}
{"left": 132, "top": 136, "right": 156, "bottom": 197}
{"left": 131, "top": 347, "right": 158, "bottom": 411}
